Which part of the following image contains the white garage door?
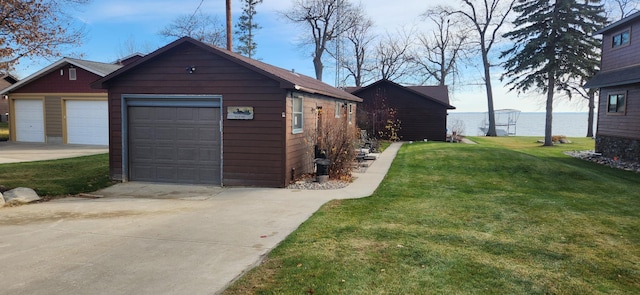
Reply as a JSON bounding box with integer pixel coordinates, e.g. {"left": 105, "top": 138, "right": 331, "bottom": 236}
{"left": 14, "top": 99, "right": 45, "bottom": 142}
{"left": 66, "top": 100, "right": 108, "bottom": 145}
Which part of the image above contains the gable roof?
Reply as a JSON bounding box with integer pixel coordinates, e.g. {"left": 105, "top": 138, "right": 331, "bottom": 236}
{"left": 595, "top": 11, "right": 640, "bottom": 35}
{"left": 92, "top": 37, "right": 362, "bottom": 102}
{"left": 347, "top": 79, "right": 455, "bottom": 109}
{"left": 1, "top": 57, "right": 122, "bottom": 94}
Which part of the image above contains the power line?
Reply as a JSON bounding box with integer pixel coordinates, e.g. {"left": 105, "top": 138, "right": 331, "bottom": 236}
{"left": 187, "top": 0, "right": 206, "bottom": 24}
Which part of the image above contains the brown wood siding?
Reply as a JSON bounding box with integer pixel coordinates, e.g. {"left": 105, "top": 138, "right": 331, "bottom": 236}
{"left": 284, "top": 91, "right": 353, "bottom": 184}
{"left": 44, "top": 96, "right": 62, "bottom": 137}
{"left": 12, "top": 66, "right": 106, "bottom": 94}
{"left": 105, "top": 43, "right": 286, "bottom": 187}
{"left": 597, "top": 84, "right": 640, "bottom": 140}
{"left": 354, "top": 84, "right": 448, "bottom": 141}
{"left": 601, "top": 22, "right": 640, "bottom": 72}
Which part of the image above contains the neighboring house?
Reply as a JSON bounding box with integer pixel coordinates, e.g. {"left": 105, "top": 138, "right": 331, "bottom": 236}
{"left": 1, "top": 58, "right": 123, "bottom": 145}
{"left": 0, "top": 74, "right": 18, "bottom": 122}
{"left": 585, "top": 11, "right": 640, "bottom": 162}
{"left": 347, "top": 79, "right": 455, "bottom": 141}
{"left": 91, "top": 37, "right": 362, "bottom": 187}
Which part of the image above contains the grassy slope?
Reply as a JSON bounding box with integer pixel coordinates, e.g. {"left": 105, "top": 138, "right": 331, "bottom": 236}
{"left": 224, "top": 137, "right": 640, "bottom": 294}
{"left": 0, "top": 154, "right": 112, "bottom": 196}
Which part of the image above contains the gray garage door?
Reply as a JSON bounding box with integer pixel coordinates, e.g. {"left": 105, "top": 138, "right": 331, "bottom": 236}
{"left": 128, "top": 106, "right": 221, "bottom": 184}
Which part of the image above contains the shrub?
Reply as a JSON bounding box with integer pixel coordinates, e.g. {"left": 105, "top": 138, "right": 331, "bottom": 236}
{"left": 316, "top": 117, "right": 358, "bottom": 180}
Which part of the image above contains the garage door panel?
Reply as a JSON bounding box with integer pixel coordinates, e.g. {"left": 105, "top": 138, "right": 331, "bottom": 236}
{"left": 128, "top": 106, "right": 221, "bottom": 185}
{"left": 66, "top": 100, "right": 108, "bottom": 145}
{"left": 14, "top": 100, "right": 45, "bottom": 142}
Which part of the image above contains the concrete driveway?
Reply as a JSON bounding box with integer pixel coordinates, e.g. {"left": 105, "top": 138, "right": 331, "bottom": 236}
{"left": 0, "top": 142, "right": 108, "bottom": 164}
{"left": 0, "top": 143, "right": 401, "bottom": 295}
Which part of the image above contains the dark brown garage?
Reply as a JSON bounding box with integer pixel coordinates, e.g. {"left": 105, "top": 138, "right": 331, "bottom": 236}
{"left": 92, "top": 37, "right": 361, "bottom": 187}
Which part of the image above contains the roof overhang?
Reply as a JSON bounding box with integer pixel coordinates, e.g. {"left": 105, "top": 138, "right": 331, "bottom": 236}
{"left": 584, "top": 65, "right": 640, "bottom": 88}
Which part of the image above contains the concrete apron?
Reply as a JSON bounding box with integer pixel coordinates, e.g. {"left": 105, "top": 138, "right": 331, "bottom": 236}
{"left": 0, "top": 142, "right": 402, "bottom": 295}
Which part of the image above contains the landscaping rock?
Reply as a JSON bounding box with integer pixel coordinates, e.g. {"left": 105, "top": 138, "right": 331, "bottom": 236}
{"left": 0, "top": 192, "right": 4, "bottom": 207}
{"left": 3, "top": 187, "right": 41, "bottom": 204}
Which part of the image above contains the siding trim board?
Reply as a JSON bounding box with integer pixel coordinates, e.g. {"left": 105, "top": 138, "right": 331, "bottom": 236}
{"left": 121, "top": 94, "right": 223, "bottom": 185}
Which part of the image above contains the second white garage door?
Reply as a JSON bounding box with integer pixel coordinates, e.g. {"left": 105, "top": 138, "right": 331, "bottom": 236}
{"left": 66, "top": 100, "right": 108, "bottom": 145}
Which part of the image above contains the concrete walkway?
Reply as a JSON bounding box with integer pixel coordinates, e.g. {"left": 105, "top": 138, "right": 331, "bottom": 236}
{"left": 0, "top": 142, "right": 402, "bottom": 295}
{"left": 0, "top": 142, "right": 108, "bottom": 164}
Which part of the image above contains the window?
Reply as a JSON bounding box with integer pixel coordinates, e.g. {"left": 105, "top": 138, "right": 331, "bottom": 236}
{"left": 292, "top": 94, "right": 303, "bottom": 133}
{"left": 335, "top": 101, "right": 342, "bottom": 118}
{"left": 607, "top": 93, "right": 626, "bottom": 114}
{"left": 612, "top": 30, "right": 630, "bottom": 48}
{"left": 348, "top": 103, "right": 353, "bottom": 124}
{"left": 68, "top": 68, "right": 77, "bottom": 80}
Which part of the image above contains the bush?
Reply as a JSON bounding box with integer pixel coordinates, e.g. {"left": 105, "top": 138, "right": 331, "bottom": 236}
{"left": 316, "top": 118, "right": 358, "bottom": 180}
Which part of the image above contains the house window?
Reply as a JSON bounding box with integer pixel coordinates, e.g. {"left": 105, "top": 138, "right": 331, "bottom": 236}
{"left": 348, "top": 103, "right": 353, "bottom": 124}
{"left": 612, "top": 30, "right": 630, "bottom": 48}
{"left": 335, "top": 101, "right": 342, "bottom": 118}
{"left": 607, "top": 93, "right": 626, "bottom": 114}
{"left": 292, "top": 94, "right": 303, "bottom": 133}
{"left": 69, "top": 68, "right": 77, "bottom": 80}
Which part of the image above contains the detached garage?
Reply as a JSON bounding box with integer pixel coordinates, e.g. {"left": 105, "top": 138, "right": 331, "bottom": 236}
{"left": 92, "top": 37, "right": 362, "bottom": 187}
{"left": 2, "top": 58, "right": 122, "bottom": 145}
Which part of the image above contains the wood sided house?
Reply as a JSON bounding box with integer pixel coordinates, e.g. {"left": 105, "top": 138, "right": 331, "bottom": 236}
{"left": 1, "top": 58, "right": 124, "bottom": 145}
{"left": 0, "top": 74, "right": 18, "bottom": 123}
{"left": 585, "top": 11, "right": 640, "bottom": 162}
{"left": 347, "top": 79, "right": 455, "bottom": 141}
{"left": 91, "top": 36, "right": 362, "bottom": 187}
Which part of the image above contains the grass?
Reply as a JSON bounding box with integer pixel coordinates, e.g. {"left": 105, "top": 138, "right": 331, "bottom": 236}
{"left": 0, "top": 122, "right": 8, "bottom": 141}
{"left": 223, "top": 137, "right": 640, "bottom": 294}
{"left": 0, "top": 154, "right": 112, "bottom": 197}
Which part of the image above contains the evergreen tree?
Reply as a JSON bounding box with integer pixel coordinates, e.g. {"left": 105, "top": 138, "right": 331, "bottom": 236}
{"left": 235, "top": 0, "right": 263, "bottom": 58}
{"left": 501, "top": 0, "right": 606, "bottom": 146}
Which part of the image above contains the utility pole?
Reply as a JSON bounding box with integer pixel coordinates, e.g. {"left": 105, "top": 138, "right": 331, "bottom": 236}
{"left": 226, "top": 0, "right": 232, "bottom": 51}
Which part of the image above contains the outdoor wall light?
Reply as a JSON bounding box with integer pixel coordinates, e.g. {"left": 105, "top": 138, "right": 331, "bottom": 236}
{"left": 186, "top": 66, "right": 196, "bottom": 74}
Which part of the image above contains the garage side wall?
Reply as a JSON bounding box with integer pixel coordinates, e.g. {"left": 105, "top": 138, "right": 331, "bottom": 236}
{"left": 105, "top": 43, "right": 286, "bottom": 187}
{"left": 285, "top": 91, "right": 356, "bottom": 184}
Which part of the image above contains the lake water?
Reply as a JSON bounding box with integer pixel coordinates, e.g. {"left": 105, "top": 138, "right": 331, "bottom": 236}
{"left": 447, "top": 112, "right": 596, "bottom": 137}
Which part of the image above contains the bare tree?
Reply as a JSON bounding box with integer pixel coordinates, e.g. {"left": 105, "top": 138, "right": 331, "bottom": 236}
{"left": 0, "top": 0, "right": 88, "bottom": 73}
{"left": 340, "top": 13, "right": 375, "bottom": 86}
{"left": 444, "top": 0, "right": 516, "bottom": 136}
{"left": 374, "top": 29, "right": 416, "bottom": 82}
{"left": 282, "top": 0, "right": 360, "bottom": 81}
{"left": 160, "top": 12, "right": 226, "bottom": 47}
{"left": 415, "top": 8, "right": 470, "bottom": 87}
{"left": 605, "top": 0, "right": 640, "bottom": 20}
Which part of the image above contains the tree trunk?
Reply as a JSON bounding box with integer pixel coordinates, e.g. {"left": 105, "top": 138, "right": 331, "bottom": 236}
{"left": 544, "top": 74, "right": 555, "bottom": 146}
{"left": 313, "top": 54, "right": 324, "bottom": 81}
{"left": 482, "top": 45, "right": 497, "bottom": 136}
{"left": 587, "top": 88, "right": 595, "bottom": 138}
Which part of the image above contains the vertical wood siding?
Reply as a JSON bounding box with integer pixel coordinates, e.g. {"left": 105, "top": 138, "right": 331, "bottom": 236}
{"left": 44, "top": 96, "right": 62, "bottom": 138}
{"left": 106, "top": 43, "right": 286, "bottom": 187}
{"left": 601, "top": 22, "right": 640, "bottom": 72}
{"left": 597, "top": 84, "right": 640, "bottom": 140}
{"left": 354, "top": 84, "right": 448, "bottom": 141}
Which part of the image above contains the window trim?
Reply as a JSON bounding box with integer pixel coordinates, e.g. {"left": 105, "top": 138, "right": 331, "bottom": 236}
{"left": 292, "top": 94, "right": 304, "bottom": 134}
{"left": 335, "top": 101, "right": 342, "bottom": 118}
{"left": 69, "top": 68, "right": 77, "bottom": 80}
{"left": 612, "top": 29, "right": 631, "bottom": 49}
{"left": 606, "top": 91, "right": 627, "bottom": 115}
{"left": 348, "top": 103, "right": 353, "bottom": 124}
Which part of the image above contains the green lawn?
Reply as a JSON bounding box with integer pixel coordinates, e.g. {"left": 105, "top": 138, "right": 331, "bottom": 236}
{"left": 224, "top": 137, "right": 640, "bottom": 294}
{"left": 0, "top": 122, "right": 8, "bottom": 141}
{"left": 0, "top": 154, "right": 112, "bottom": 197}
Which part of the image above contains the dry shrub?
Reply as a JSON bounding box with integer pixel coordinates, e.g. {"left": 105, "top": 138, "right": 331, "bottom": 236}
{"left": 317, "top": 118, "right": 358, "bottom": 180}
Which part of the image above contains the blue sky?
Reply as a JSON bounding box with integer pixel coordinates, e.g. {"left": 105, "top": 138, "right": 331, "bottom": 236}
{"left": 13, "top": 0, "right": 594, "bottom": 112}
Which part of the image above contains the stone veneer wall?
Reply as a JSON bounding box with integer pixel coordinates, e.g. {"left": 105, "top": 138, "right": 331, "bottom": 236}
{"left": 596, "top": 135, "right": 640, "bottom": 163}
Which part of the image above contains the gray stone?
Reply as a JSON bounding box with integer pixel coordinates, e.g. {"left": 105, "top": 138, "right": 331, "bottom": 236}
{"left": 3, "top": 187, "right": 41, "bottom": 204}
{"left": 0, "top": 192, "right": 4, "bottom": 207}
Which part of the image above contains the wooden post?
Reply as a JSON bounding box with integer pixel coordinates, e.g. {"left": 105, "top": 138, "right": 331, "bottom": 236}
{"left": 226, "top": 0, "right": 232, "bottom": 51}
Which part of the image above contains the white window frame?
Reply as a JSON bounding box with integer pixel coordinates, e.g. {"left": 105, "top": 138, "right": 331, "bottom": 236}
{"left": 348, "top": 103, "right": 353, "bottom": 124}
{"left": 335, "top": 101, "right": 342, "bottom": 118}
{"left": 292, "top": 94, "right": 304, "bottom": 134}
{"left": 69, "top": 68, "right": 77, "bottom": 80}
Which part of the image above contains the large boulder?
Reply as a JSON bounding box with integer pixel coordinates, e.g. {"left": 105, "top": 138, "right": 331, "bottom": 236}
{"left": 3, "top": 187, "right": 41, "bottom": 204}
{"left": 0, "top": 192, "right": 4, "bottom": 207}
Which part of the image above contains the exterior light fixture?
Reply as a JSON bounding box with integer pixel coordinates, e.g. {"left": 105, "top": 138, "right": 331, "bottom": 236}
{"left": 187, "top": 66, "right": 196, "bottom": 74}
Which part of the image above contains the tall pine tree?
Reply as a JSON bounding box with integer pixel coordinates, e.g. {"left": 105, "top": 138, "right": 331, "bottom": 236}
{"left": 501, "top": 0, "right": 606, "bottom": 146}
{"left": 235, "top": 0, "right": 263, "bottom": 58}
